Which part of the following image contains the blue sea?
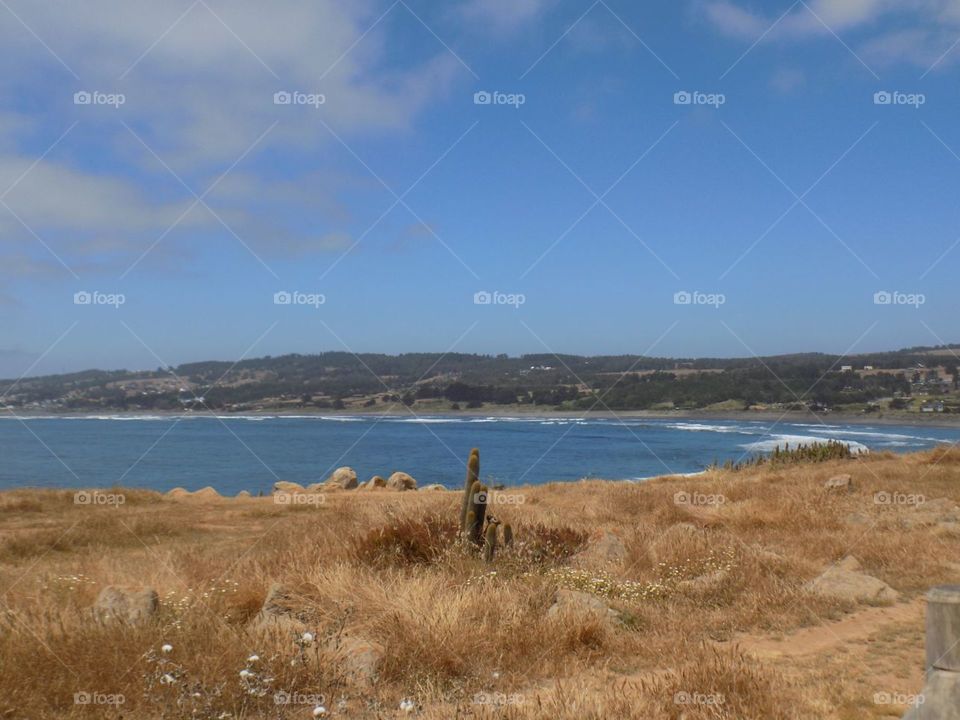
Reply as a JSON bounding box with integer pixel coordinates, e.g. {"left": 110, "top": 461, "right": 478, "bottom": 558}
{"left": 0, "top": 415, "right": 956, "bottom": 494}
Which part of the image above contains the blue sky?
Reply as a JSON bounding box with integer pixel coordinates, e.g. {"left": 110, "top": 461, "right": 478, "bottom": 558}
{"left": 1, "top": 0, "right": 959, "bottom": 377}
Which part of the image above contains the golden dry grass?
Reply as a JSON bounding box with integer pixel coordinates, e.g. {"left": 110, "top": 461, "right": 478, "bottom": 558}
{"left": 1, "top": 447, "right": 958, "bottom": 718}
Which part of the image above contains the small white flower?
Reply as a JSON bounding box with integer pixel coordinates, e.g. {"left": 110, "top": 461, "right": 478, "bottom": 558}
{"left": 399, "top": 698, "right": 416, "bottom": 713}
{"left": 161, "top": 673, "right": 176, "bottom": 685}
{"left": 312, "top": 706, "right": 327, "bottom": 717}
{"left": 239, "top": 669, "right": 254, "bottom": 680}
{"left": 247, "top": 654, "right": 260, "bottom": 663}
{"left": 492, "top": 671, "right": 501, "bottom": 679}
{"left": 161, "top": 643, "right": 173, "bottom": 654}
{"left": 301, "top": 632, "right": 314, "bottom": 644}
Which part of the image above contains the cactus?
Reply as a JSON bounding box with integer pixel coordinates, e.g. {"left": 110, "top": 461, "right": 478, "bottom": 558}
{"left": 460, "top": 448, "right": 480, "bottom": 532}
{"left": 465, "top": 480, "right": 489, "bottom": 545}
{"left": 483, "top": 521, "right": 499, "bottom": 562}
{"left": 464, "top": 510, "right": 476, "bottom": 540}
{"left": 457, "top": 448, "right": 514, "bottom": 553}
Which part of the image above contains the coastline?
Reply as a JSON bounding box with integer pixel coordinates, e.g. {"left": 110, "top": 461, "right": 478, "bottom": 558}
{"left": 6, "top": 406, "right": 960, "bottom": 429}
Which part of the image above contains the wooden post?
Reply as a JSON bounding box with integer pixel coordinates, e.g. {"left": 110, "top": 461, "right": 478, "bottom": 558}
{"left": 903, "top": 585, "right": 960, "bottom": 719}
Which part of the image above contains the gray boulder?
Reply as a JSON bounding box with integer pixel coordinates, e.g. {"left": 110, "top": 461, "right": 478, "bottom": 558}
{"left": 93, "top": 586, "right": 159, "bottom": 624}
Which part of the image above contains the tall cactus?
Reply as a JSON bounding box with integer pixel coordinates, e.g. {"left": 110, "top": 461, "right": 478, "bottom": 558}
{"left": 457, "top": 447, "right": 513, "bottom": 552}
{"left": 483, "top": 521, "right": 499, "bottom": 561}
{"left": 465, "top": 480, "right": 489, "bottom": 545}
{"left": 460, "top": 448, "right": 480, "bottom": 533}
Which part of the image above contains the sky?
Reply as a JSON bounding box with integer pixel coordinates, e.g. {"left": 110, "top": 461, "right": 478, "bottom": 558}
{"left": 1, "top": 0, "right": 959, "bottom": 377}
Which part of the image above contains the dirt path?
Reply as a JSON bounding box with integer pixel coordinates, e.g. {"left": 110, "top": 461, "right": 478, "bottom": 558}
{"left": 727, "top": 598, "right": 925, "bottom": 659}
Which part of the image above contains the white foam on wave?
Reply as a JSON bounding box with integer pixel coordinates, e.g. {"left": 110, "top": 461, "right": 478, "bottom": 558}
{"left": 630, "top": 469, "right": 708, "bottom": 482}
{"left": 784, "top": 426, "right": 947, "bottom": 444}
{"left": 662, "top": 422, "right": 752, "bottom": 434}
{"left": 742, "top": 434, "right": 870, "bottom": 454}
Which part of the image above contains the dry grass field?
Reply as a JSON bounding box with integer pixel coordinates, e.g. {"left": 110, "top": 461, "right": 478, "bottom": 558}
{"left": 1, "top": 447, "right": 959, "bottom": 719}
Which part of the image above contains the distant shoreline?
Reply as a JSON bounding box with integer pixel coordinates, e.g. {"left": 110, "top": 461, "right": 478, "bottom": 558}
{"left": 6, "top": 406, "right": 960, "bottom": 429}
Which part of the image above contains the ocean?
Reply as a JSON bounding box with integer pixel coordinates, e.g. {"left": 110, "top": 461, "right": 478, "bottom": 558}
{"left": 0, "top": 414, "right": 955, "bottom": 494}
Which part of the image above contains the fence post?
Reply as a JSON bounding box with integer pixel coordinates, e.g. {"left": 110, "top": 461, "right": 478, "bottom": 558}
{"left": 903, "top": 585, "right": 960, "bottom": 719}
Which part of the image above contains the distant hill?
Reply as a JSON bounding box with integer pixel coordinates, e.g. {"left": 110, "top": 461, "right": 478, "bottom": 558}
{"left": 1, "top": 345, "right": 958, "bottom": 414}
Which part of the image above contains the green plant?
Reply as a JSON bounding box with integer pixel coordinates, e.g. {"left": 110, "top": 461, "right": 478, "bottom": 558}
{"left": 483, "top": 521, "right": 499, "bottom": 562}
{"left": 458, "top": 449, "right": 517, "bottom": 555}
{"left": 459, "top": 448, "right": 480, "bottom": 530}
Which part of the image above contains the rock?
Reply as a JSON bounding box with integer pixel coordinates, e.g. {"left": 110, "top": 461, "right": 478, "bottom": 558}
{"left": 93, "top": 586, "right": 159, "bottom": 624}
{"left": 358, "top": 476, "right": 386, "bottom": 491}
{"left": 935, "top": 521, "right": 960, "bottom": 537}
{"left": 804, "top": 557, "right": 898, "bottom": 604}
{"left": 327, "top": 637, "right": 383, "bottom": 683}
{"left": 235, "top": 490, "right": 252, "bottom": 498}
{"left": 418, "top": 484, "right": 447, "bottom": 491}
{"left": 677, "top": 568, "right": 731, "bottom": 593}
{"left": 273, "top": 481, "right": 306, "bottom": 495}
{"left": 253, "top": 582, "right": 312, "bottom": 633}
{"left": 901, "top": 497, "right": 960, "bottom": 529}
{"left": 324, "top": 467, "right": 358, "bottom": 491}
{"left": 570, "top": 529, "right": 627, "bottom": 569}
{"left": 845, "top": 511, "right": 872, "bottom": 526}
{"left": 166, "top": 487, "right": 190, "bottom": 498}
{"left": 547, "top": 589, "right": 621, "bottom": 622}
{"left": 649, "top": 523, "right": 707, "bottom": 564}
{"left": 191, "top": 486, "right": 221, "bottom": 499}
{"left": 824, "top": 474, "right": 853, "bottom": 492}
{"left": 386, "top": 472, "right": 417, "bottom": 491}
{"left": 260, "top": 582, "right": 297, "bottom": 618}
{"left": 835, "top": 555, "right": 862, "bottom": 572}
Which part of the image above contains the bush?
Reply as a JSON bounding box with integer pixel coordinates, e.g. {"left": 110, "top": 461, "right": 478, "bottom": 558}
{"left": 354, "top": 515, "right": 459, "bottom": 566}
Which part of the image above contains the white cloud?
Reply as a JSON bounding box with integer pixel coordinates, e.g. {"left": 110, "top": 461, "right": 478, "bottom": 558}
{"left": 459, "top": 0, "right": 554, "bottom": 32}
{"left": 770, "top": 67, "right": 806, "bottom": 93}
{"left": 701, "top": 0, "right": 960, "bottom": 70}
{"left": 0, "top": 1, "right": 467, "bottom": 275}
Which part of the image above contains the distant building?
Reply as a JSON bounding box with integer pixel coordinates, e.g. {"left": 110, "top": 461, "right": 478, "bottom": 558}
{"left": 840, "top": 365, "right": 853, "bottom": 372}
{"left": 863, "top": 365, "right": 874, "bottom": 371}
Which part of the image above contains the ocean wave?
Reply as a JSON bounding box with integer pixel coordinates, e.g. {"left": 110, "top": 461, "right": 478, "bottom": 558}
{"left": 742, "top": 434, "right": 870, "bottom": 454}
{"left": 662, "top": 422, "right": 754, "bottom": 434}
